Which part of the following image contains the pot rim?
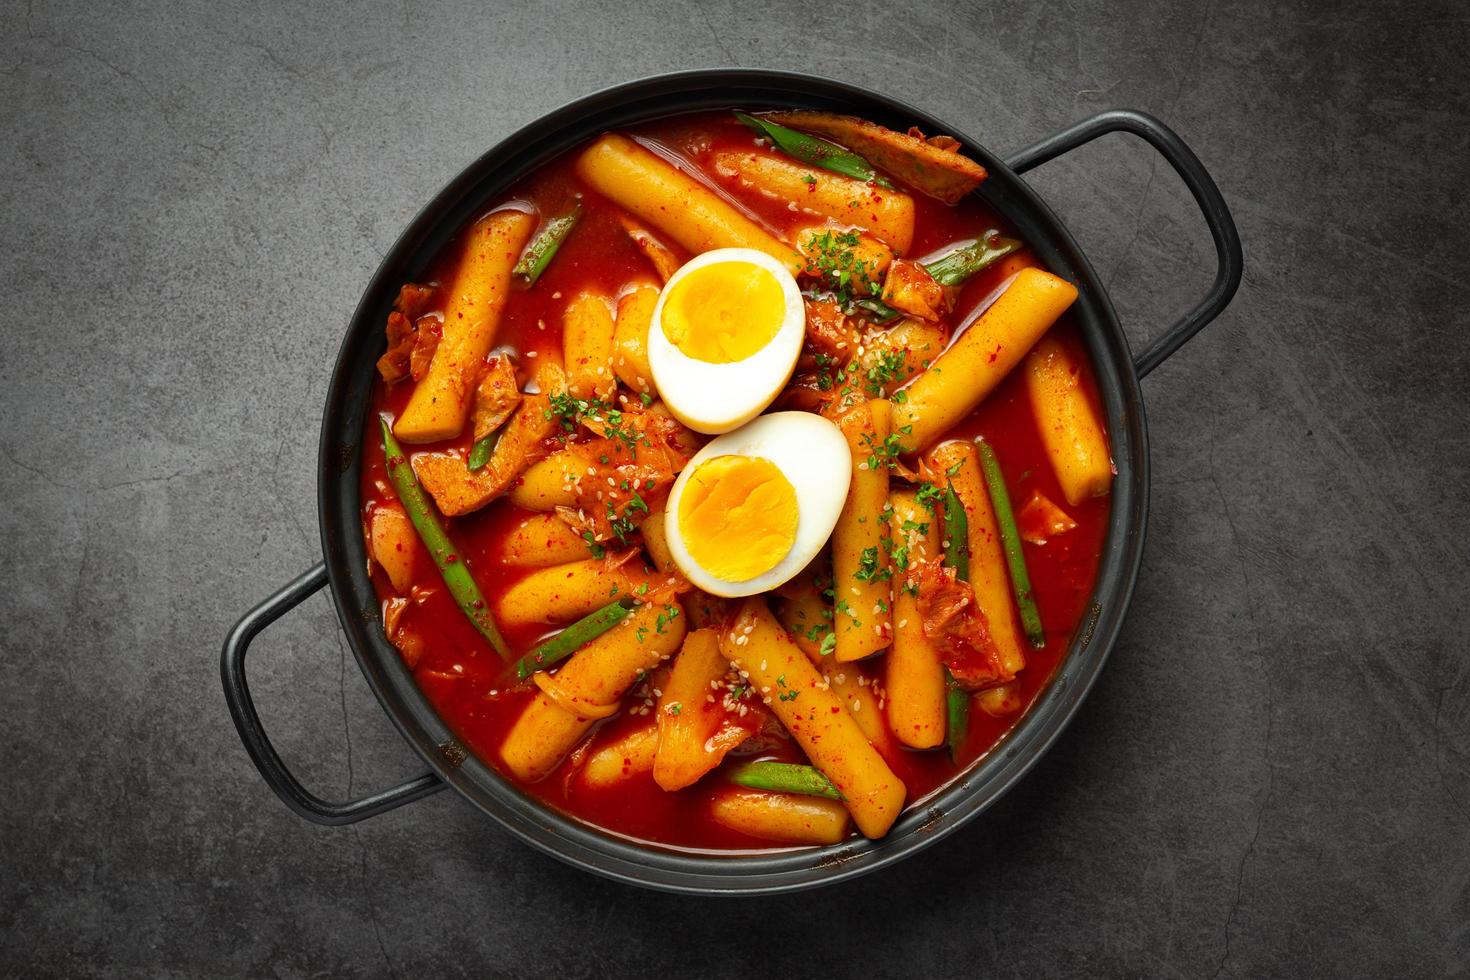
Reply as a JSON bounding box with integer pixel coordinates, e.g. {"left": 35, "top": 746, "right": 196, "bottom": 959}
{"left": 316, "top": 68, "right": 1148, "bottom": 894}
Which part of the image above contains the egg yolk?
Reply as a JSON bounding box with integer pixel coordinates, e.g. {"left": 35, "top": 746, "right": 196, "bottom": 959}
{"left": 677, "top": 454, "right": 799, "bottom": 582}
{"left": 660, "top": 261, "right": 785, "bottom": 363}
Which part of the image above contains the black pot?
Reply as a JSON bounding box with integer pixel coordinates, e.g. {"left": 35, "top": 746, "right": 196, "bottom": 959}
{"left": 222, "top": 70, "right": 1241, "bottom": 895}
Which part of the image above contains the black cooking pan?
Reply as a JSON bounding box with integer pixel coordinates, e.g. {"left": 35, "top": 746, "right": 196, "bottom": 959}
{"left": 221, "top": 70, "right": 1242, "bottom": 894}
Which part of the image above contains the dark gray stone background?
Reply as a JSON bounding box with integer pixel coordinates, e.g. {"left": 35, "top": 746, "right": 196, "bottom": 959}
{"left": 2, "top": 0, "right": 1466, "bottom": 976}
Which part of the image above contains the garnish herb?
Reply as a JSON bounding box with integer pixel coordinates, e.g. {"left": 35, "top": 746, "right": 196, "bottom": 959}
{"left": 864, "top": 349, "right": 909, "bottom": 395}
{"left": 545, "top": 393, "right": 641, "bottom": 458}
{"left": 801, "top": 229, "right": 885, "bottom": 310}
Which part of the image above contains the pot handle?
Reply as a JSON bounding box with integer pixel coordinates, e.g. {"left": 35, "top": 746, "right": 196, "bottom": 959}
{"left": 220, "top": 563, "right": 445, "bottom": 825}
{"left": 1004, "top": 109, "right": 1243, "bottom": 377}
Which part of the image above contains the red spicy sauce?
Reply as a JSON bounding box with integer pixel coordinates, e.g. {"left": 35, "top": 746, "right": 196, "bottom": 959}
{"left": 357, "top": 111, "right": 1110, "bottom": 852}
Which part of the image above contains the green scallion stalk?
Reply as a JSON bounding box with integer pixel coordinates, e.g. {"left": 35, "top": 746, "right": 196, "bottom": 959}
{"left": 941, "top": 481, "right": 971, "bottom": 759}
{"left": 924, "top": 232, "right": 1024, "bottom": 287}
{"left": 976, "top": 440, "right": 1045, "bottom": 649}
{"left": 726, "top": 761, "right": 844, "bottom": 801}
{"left": 735, "top": 112, "right": 893, "bottom": 189}
{"left": 514, "top": 598, "right": 636, "bottom": 680}
{"left": 512, "top": 203, "right": 581, "bottom": 287}
{"left": 852, "top": 296, "right": 903, "bottom": 323}
{"left": 466, "top": 429, "right": 499, "bottom": 472}
{"left": 941, "top": 482, "right": 970, "bottom": 582}
{"left": 945, "top": 670, "right": 970, "bottom": 761}
{"left": 380, "top": 418, "right": 510, "bottom": 658}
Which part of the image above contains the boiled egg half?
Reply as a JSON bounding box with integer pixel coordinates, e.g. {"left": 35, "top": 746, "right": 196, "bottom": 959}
{"left": 663, "top": 412, "right": 851, "bottom": 597}
{"left": 647, "top": 247, "right": 804, "bottom": 434}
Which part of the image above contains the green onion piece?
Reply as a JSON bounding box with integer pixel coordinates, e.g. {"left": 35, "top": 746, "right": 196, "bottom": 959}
{"left": 924, "top": 232, "right": 1024, "bottom": 287}
{"left": 976, "top": 440, "right": 1045, "bottom": 649}
{"left": 736, "top": 112, "right": 893, "bottom": 189}
{"left": 466, "top": 429, "right": 499, "bottom": 472}
{"left": 941, "top": 482, "right": 971, "bottom": 758}
{"left": 945, "top": 673, "right": 970, "bottom": 761}
{"left": 852, "top": 297, "right": 903, "bottom": 323}
{"left": 941, "top": 482, "right": 970, "bottom": 582}
{"left": 514, "top": 598, "right": 636, "bottom": 680}
{"left": 512, "top": 203, "right": 582, "bottom": 287}
{"left": 726, "top": 761, "right": 844, "bottom": 801}
{"left": 380, "top": 418, "right": 510, "bottom": 658}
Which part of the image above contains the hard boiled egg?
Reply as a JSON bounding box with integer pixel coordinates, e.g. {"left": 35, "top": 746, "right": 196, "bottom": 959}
{"left": 663, "top": 412, "right": 851, "bottom": 597}
{"left": 647, "top": 247, "right": 804, "bottom": 434}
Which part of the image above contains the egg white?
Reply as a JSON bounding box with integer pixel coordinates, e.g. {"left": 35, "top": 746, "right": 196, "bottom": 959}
{"left": 646, "top": 248, "right": 805, "bottom": 435}
{"left": 663, "top": 412, "right": 852, "bottom": 597}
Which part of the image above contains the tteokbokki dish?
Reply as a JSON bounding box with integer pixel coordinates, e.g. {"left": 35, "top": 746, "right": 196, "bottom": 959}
{"left": 363, "top": 109, "right": 1113, "bottom": 849}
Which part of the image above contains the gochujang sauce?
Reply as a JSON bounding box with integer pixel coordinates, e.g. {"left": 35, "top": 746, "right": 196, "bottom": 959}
{"left": 358, "top": 111, "right": 1110, "bottom": 852}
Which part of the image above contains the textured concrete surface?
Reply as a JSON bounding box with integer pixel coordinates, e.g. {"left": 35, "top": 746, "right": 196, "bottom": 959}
{"left": 2, "top": 0, "right": 1467, "bottom": 976}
